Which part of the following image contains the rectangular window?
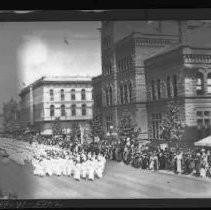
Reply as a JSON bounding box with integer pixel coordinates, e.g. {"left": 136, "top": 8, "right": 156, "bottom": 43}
{"left": 152, "top": 113, "right": 162, "bottom": 139}
{"left": 151, "top": 80, "right": 156, "bottom": 100}
{"left": 167, "top": 76, "right": 171, "bottom": 98}
{"left": 204, "top": 111, "right": 210, "bottom": 117}
{"left": 157, "top": 79, "right": 161, "bottom": 99}
{"left": 197, "top": 111, "right": 203, "bottom": 117}
{"left": 197, "top": 119, "right": 203, "bottom": 129}
{"left": 204, "top": 119, "right": 210, "bottom": 129}
{"left": 173, "top": 75, "right": 178, "bottom": 97}
{"left": 106, "top": 116, "right": 113, "bottom": 133}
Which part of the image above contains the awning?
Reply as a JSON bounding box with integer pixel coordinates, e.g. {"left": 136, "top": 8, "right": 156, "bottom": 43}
{"left": 194, "top": 135, "right": 211, "bottom": 147}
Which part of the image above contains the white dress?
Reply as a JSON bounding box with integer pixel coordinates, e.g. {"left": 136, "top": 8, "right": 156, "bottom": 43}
{"left": 200, "top": 167, "right": 206, "bottom": 178}
{"left": 95, "top": 161, "right": 103, "bottom": 178}
{"left": 74, "top": 163, "right": 81, "bottom": 180}
{"left": 88, "top": 161, "right": 95, "bottom": 181}
{"left": 81, "top": 162, "right": 87, "bottom": 179}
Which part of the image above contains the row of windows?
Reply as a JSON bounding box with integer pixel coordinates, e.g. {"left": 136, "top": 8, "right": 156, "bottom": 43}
{"left": 49, "top": 104, "right": 87, "bottom": 117}
{"left": 103, "top": 62, "right": 112, "bottom": 75}
{"left": 117, "top": 56, "right": 133, "bottom": 72}
{"left": 151, "top": 75, "right": 177, "bottom": 100}
{"left": 49, "top": 89, "right": 86, "bottom": 101}
{"left": 119, "top": 82, "right": 133, "bottom": 104}
{"left": 196, "top": 72, "right": 211, "bottom": 95}
{"left": 151, "top": 111, "right": 211, "bottom": 140}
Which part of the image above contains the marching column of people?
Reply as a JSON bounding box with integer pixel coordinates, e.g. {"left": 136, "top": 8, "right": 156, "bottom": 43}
{"left": 32, "top": 147, "right": 106, "bottom": 181}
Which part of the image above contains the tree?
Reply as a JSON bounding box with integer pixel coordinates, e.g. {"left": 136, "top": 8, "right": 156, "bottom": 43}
{"left": 3, "top": 98, "right": 21, "bottom": 134}
{"left": 117, "top": 114, "right": 141, "bottom": 143}
{"left": 160, "top": 101, "right": 185, "bottom": 146}
{"left": 70, "top": 122, "right": 81, "bottom": 143}
{"left": 51, "top": 117, "right": 62, "bottom": 136}
{"left": 90, "top": 115, "right": 104, "bottom": 140}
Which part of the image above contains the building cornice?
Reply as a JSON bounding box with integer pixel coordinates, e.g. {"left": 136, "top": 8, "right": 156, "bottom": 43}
{"left": 19, "top": 77, "right": 92, "bottom": 97}
{"left": 183, "top": 54, "right": 211, "bottom": 64}
{"left": 115, "top": 32, "right": 179, "bottom": 49}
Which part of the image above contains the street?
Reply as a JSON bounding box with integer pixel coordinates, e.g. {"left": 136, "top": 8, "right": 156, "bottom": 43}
{"left": 1, "top": 158, "right": 211, "bottom": 199}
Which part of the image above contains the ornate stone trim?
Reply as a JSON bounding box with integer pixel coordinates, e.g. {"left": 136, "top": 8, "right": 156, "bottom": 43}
{"left": 183, "top": 54, "right": 211, "bottom": 64}
{"left": 135, "top": 38, "right": 175, "bottom": 47}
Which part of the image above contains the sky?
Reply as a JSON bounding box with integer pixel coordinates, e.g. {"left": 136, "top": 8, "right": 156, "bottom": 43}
{"left": 1, "top": 20, "right": 211, "bottom": 113}
{"left": 0, "top": 21, "right": 101, "bottom": 112}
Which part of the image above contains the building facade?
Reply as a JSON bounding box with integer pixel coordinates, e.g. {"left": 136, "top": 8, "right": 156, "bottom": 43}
{"left": 19, "top": 76, "right": 93, "bottom": 135}
{"left": 99, "top": 21, "right": 179, "bottom": 137}
{"left": 145, "top": 45, "right": 211, "bottom": 145}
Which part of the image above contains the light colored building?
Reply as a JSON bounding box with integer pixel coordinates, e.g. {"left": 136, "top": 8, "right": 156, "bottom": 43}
{"left": 19, "top": 76, "right": 93, "bottom": 135}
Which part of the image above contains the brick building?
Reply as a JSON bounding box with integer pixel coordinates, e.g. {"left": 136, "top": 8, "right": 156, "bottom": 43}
{"left": 19, "top": 76, "right": 93, "bottom": 135}
{"left": 92, "top": 75, "right": 103, "bottom": 117}
{"left": 145, "top": 45, "right": 211, "bottom": 145}
{"left": 98, "top": 21, "right": 179, "bottom": 137}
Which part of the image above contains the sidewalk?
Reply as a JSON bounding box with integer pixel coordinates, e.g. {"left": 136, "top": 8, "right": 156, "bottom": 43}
{"left": 154, "top": 169, "right": 211, "bottom": 183}
{"left": 118, "top": 161, "right": 211, "bottom": 183}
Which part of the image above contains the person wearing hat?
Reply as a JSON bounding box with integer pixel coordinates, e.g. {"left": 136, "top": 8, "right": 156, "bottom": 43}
{"left": 195, "top": 153, "right": 201, "bottom": 177}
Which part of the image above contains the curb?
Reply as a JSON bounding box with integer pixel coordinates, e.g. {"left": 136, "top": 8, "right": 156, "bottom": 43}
{"left": 114, "top": 161, "right": 211, "bottom": 183}
{"left": 152, "top": 169, "right": 211, "bottom": 183}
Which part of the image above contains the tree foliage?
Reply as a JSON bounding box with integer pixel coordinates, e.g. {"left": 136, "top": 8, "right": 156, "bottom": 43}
{"left": 3, "top": 98, "right": 21, "bottom": 133}
{"left": 51, "top": 117, "right": 62, "bottom": 135}
{"left": 70, "top": 122, "right": 81, "bottom": 143}
{"left": 90, "top": 115, "right": 104, "bottom": 140}
{"left": 117, "top": 114, "right": 141, "bottom": 142}
{"left": 160, "top": 101, "right": 185, "bottom": 142}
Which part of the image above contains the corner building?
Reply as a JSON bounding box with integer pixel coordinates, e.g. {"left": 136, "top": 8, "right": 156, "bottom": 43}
{"left": 145, "top": 45, "right": 211, "bottom": 145}
{"left": 100, "top": 21, "right": 179, "bottom": 137}
{"left": 19, "top": 76, "right": 93, "bottom": 135}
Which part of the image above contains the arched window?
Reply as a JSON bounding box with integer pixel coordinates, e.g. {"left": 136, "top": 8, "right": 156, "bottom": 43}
{"left": 105, "top": 88, "right": 109, "bottom": 106}
{"left": 71, "top": 104, "right": 76, "bottom": 116}
{"left": 124, "top": 84, "right": 128, "bottom": 103}
{"left": 196, "top": 72, "right": 204, "bottom": 95}
{"left": 61, "top": 104, "right": 65, "bottom": 117}
{"left": 60, "top": 89, "right": 65, "bottom": 101}
{"left": 151, "top": 80, "right": 156, "bottom": 100}
{"left": 71, "top": 89, "right": 75, "bottom": 100}
{"left": 207, "top": 73, "right": 211, "bottom": 94}
{"left": 109, "top": 86, "right": 112, "bottom": 106}
{"left": 81, "top": 89, "right": 86, "bottom": 100}
{"left": 167, "top": 76, "right": 171, "bottom": 98}
{"left": 50, "top": 89, "right": 54, "bottom": 101}
{"left": 120, "top": 85, "right": 124, "bottom": 104}
{"left": 157, "top": 79, "right": 161, "bottom": 99}
{"left": 128, "top": 82, "right": 132, "bottom": 103}
{"left": 173, "top": 75, "right": 178, "bottom": 97}
{"left": 82, "top": 104, "right": 86, "bottom": 116}
{"left": 50, "top": 105, "right": 55, "bottom": 117}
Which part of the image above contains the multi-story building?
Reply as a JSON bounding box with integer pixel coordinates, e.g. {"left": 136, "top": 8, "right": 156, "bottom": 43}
{"left": 145, "top": 45, "right": 211, "bottom": 145}
{"left": 99, "top": 21, "right": 179, "bottom": 137}
{"left": 92, "top": 75, "right": 103, "bottom": 117}
{"left": 19, "top": 76, "right": 93, "bottom": 135}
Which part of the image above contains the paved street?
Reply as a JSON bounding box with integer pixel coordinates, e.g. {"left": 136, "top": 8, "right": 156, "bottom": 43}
{"left": 1, "top": 158, "right": 211, "bottom": 199}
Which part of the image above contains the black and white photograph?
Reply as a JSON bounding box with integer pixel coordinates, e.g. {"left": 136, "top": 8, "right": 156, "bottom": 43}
{"left": 1, "top": 9, "right": 211, "bottom": 207}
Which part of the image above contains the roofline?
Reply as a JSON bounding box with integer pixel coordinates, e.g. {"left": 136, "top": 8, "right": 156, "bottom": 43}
{"left": 144, "top": 45, "right": 211, "bottom": 65}
{"left": 114, "top": 31, "right": 179, "bottom": 47}
{"left": 19, "top": 76, "right": 93, "bottom": 97}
